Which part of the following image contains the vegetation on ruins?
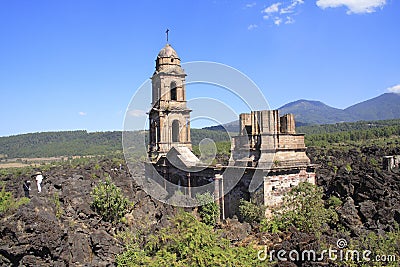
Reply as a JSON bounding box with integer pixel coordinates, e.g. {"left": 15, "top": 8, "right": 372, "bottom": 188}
{"left": 1, "top": 118, "right": 400, "bottom": 265}
{"left": 196, "top": 192, "right": 219, "bottom": 226}
{"left": 116, "top": 211, "right": 269, "bottom": 267}
{"left": 261, "top": 182, "right": 339, "bottom": 235}
{"left": 91, "top": 177, "right": 132, "bottom": 223}
{"left": 238, "top": 199, "right": 266, "bottom": 223}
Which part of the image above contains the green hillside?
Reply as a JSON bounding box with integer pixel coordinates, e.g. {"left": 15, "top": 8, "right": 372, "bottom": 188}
{"left": 0, "top": 129, "right": 231, "bottom": 159}
{"left": 0, "top": 131, "right": 122, "bottom": 158}
{"left": 298, "top": 119, "right": 400, "bottom": 134}
{"left": 1, "top": 119, "right": 399, "bottom": 159}
{"left": 299, "top": 119, "right": 400, "bottom": 147}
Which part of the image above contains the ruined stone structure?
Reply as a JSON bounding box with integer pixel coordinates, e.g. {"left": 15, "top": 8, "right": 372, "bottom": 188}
{"left": 148, "top": 44, "right": 191, "bottom": 160}
{"left": 147, "top": 43, "right": 315, "bottom": 219}
{"left": 230, "top": 110, "right": 315, "bottom": 216}
{"left": 383, "top": 155, "right": 400, "bottom": 171}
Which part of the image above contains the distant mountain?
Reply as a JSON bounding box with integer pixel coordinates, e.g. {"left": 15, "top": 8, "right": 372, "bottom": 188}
{"left": 344, "top": 93, "right": 400, "bottom": 121}
{"left": 278, "top": 99, "right": 355, "bottom": 125}
{"left": 204, "top": 93, "right": 400, "bottom": 131}
{"left": 203, "top": 120, "right": 239, "bottom": 133}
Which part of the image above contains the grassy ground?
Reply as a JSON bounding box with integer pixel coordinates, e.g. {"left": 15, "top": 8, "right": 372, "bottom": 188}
{"left": 0, "top": 155, "right": 94, "bottom": 169}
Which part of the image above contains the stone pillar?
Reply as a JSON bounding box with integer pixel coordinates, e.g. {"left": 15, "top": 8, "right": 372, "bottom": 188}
{"left": 187, "top": 172, "right": 191, "bottom": 198}
{"left": 220, "top": 175, "right": 225, "bottom": 220}
{"left": 264, "top": 176, "right": 273, "bottom": 218}
{"left": 280, "top": 114, "right": 296, "bottom": 134}
{"left": 214, "top": 174, "right": 223, "bottom": 222}
{"left": 383, "top": 156, "right": 394, "bottom": 171}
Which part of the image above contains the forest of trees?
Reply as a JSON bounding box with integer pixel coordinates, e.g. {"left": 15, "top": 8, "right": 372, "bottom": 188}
{"left": 0, "top": 131, "right": 122, "bottom": 158}
{"left": 1, "top": 119, "right": 399, "bottom": 158}
{"left": 0, "top": 129, "right": 231, "bottom": 159}
{"left": 298, "top": 119, "right": 400, "bottom": 134}
{"left": 300, "top": 119, "right": 400, "bottom": 147}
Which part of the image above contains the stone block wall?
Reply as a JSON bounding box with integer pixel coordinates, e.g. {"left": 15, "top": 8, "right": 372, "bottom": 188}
{"left": 278, "top": 134, "right": 306, "bottom": 149}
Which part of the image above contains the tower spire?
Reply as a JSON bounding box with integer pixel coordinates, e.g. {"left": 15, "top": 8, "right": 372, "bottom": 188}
{"left": 166, "top": 28, "right": 169, "bottom": 43}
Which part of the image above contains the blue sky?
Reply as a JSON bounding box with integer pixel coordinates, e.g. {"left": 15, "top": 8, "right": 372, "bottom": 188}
{"left": 1, "top": 0, "right": 399, "bottom": 136}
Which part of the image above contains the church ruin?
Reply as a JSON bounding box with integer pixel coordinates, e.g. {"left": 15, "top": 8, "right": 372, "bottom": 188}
{"left": 145, "top": 43, "right": 315, "bottom": 219}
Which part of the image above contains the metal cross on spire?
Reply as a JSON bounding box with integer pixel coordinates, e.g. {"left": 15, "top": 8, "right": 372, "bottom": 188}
{"left": 166, "top": 29, "right": 169, "bottom": 43}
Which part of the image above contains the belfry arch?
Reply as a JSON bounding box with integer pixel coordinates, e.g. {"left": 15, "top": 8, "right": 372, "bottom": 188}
{"left": 172, "top": 120, "right": 180, "bottom": 142}
{"left": 170, "top": 81, "right": 177, "bottom": 101}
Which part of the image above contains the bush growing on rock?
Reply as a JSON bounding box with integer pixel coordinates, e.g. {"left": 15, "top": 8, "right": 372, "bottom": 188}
{"left": 261, "top": 182, "right": 339, "bottom": 235}
{"left": 196, "top": 192, "right": 219, "bottom": 226}
{"left": 91, "top": 177, "right": 132, "bottom": 223}
{"left": 346, "top": 225, "right": 400, "bottom": 266}
{"left": 116, "top": 211, "right": 268, "bottom": 267}
{"left": 0, "top": 182, "right": 30, "bottom": 215}
{"left": 238, "top": 199, "right": 266, "bottom": 223}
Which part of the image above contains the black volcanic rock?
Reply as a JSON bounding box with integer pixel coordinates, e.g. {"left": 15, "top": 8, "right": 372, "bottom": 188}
{"left": 308, "top": 146, "right": 400, "bottom": 233}
{"left": 0, "top": 159, "right": 175, "bottom": 266}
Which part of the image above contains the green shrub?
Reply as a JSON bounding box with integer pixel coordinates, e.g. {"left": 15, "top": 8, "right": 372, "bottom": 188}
{"left": 261, "top": 182, "right": 338, "bottom": 235}
{"left": 91, "top": 177, "right": 132, "bottom": 223}
{"left": 238, "top": 199, "right": 266, "bottom": 223}
{"left": 346, "top": 224, "right": 400, "bottom": 266}
{"left": 369, "top": 158, "right": 379, "bottom": 168}
{"left": 196, "top": 192, "right": 219, "bottom": 226}
{"left": 116, "top": 211, "right": 268, "bottom": 267}
{"left": 53, "top": 192, "right": 63, "bottom": 219}
{"left": 333, "top": 165, "right": 338, "bottom": 174}
{"left": 345, "top": 163, "right": 352, "bottom": 173}
{"left": 0, "top": 182, "right": 30, "bottom": 215}
{"left": 327, "top": 195, "right": 342, "bottom": 209}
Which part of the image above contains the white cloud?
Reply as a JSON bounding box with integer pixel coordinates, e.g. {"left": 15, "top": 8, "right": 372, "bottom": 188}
{"left": 78, "top": 112, "right": 87, "bottom": 116}
{"left": 281, "top": 0, "right": 304, "bottom": 13}
{"left": 274, "top": 17, "right": 283, "bottom": 25}
{"left": 387, "top": 84, "right": 400, "bottom": 94}
{"left": 316, "top": 0, "right": 386, "bottom": 14}
{"left": 128, "top": 109, "right": 146, "bottom": 117}
{"left": 285, "top": 16, "right": 295, "bottom": 24}
{"left": 263, "top": 2, "right": 281, "bottom": 14}
{"left": 262, "top": 0, "right": 304, "bottom": 25}
{"left": 246, "top": 2, "right": 256, "bottom": 8}
{"left": 248, "top": 24, "right": 258, "bottom": 30}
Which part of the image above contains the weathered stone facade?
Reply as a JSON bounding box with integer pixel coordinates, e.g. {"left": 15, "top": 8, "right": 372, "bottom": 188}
{"left": 230, "top": 110, "right": 315, "bottom": 215}
{"left": 147, "top": 43, "right": 315, "bottom": 219}
{"left": 148, "top": 44, "right": 191, "bottom": 160}
{"left": 383, "top": 155, "right": 400, "bottom": 171}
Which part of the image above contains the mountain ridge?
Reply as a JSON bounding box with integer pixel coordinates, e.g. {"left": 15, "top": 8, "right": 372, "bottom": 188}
{"left": 204, "top": 92, "right": 400, "bottom": 131}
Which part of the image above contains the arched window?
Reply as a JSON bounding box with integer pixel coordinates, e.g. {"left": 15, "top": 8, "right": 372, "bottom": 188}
{"left": 170, "top": 81, "right": 177, "bottom": 101}
{"left": 172, "top": 120, "right": 180, "bottom": 142}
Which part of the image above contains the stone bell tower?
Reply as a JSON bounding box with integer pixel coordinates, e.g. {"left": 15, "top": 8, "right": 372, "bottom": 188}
{"left": 148, "top": 43, "right": 192, "bottom": 160}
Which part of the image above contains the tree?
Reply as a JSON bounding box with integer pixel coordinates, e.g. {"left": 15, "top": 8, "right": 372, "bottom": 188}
{"left": 196, "top": 192, "right": 219, "bottom": 226}
{"left": 116, "top": 211, "right": 270, "bottom": 267}
{"left": 238, "top": 199, "right": 266, "bottom": 223}
{"left": 0, "top": 182, "right": 30, "bottom": 215}
{"left": 261, "top": 182, "right": 338, "bottom": 235}
{"left": 91, "top": 177, "right": 132, "bottom": 223}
